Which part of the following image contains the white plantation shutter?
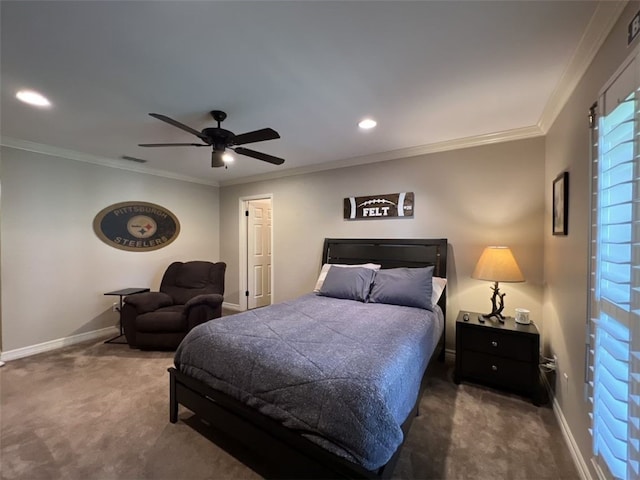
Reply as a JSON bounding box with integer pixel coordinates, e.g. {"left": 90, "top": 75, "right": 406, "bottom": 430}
{"left": 588, "top": 54, "right": 640, "bottom": 480}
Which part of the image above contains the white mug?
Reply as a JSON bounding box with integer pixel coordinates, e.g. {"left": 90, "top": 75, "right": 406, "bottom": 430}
{"left": 515, "top": 308, "right": 530, "bottom": 325}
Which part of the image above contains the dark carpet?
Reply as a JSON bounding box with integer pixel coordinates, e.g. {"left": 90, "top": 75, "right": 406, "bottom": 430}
{"left": 0, "top": 336, "right": 578, "bottom": 479}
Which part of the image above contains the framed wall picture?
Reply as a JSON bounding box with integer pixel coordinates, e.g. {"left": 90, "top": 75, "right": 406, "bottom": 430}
{"left": 552, "top": 172, "right": 569, "bottom": 235}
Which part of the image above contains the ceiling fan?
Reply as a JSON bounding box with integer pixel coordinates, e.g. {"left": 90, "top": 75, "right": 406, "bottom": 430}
{"left": 139, "top": 110, "right": 284, "bottom": 168}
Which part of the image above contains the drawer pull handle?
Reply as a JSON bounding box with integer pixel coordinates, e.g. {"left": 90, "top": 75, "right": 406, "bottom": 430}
{"left": 491, "top": 341, "right": 498, "bottom": 347}
{"left": 492, "top": 365, "right": 498, "bottom": 371}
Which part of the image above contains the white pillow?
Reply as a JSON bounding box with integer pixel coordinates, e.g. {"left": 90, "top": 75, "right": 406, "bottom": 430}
{"left": 313, "top": 263, "right": 381, "bottom": 292}
{"left": 432, "top": 276, "right": 447, "bottom": 306}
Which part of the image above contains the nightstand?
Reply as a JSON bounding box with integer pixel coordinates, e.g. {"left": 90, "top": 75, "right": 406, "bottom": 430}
{"left": 454, "top": 310, "right": 541, "bottom": 405}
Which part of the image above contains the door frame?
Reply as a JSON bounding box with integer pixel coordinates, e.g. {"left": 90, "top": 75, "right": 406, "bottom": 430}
{"left": 239, "top": 193, "right": 274, "bottom": 311}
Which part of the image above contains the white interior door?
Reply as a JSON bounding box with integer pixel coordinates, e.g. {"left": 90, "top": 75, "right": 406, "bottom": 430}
{"left": 247, "top": 199, "right": 272, "bottom": 309}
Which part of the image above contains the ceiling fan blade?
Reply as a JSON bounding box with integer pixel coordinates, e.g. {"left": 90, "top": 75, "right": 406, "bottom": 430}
{"left": 234, "top": 147, "right": 285, "bottom": 165}
{"left": 149, "top": 113, "right": 209, "bottom": 142}
{"left": 138, "top": 143, "right": 209, "bottom": 147}
{"left": 231, "top": 128, "right": 280, "bottom": 146}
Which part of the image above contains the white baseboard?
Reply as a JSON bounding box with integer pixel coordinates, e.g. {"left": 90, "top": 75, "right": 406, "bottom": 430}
{"left": 444, "top": 347, "right": 455, "bottom": 363}
{"left": 541, "top": 375, "right": 593, "bottom": 480}
{"left": 222, "top": 302, "right": 243, "bottom": 312}
{"left": 0, "top": 326, "right": 118, "bottom": 362}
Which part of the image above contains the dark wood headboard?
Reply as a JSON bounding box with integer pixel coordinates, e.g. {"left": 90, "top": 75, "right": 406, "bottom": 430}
{"left": 322, "top": 238, "right": 447, "bottom": 277}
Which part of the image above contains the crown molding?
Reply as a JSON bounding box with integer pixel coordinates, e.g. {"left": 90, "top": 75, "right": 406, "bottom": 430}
{"left": 0, "top": 124, "right": 543, "bottom": 189}
{"left": 538, "top": 1, "right": 628, "bottom": 133}
{"left": 219, "top": 124, "right": 544, "bottom": 186}
{"left": 0, "top": 136, "right": 220, "bottom": 187}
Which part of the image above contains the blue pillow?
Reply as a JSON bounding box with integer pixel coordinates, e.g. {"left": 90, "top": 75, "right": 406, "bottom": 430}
{"left": 368, "top": 266, "right": 434, "bottom": 310}
{"left": 318, "top": 266, "right": 376, "bottom": 302}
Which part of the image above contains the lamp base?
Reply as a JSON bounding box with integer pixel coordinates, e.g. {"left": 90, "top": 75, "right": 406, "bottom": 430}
{"left": 482, "top": 312, "right": 506, "bottom": 323}
{"left": 484, "top": 281, "right": 507, "bottom": 323}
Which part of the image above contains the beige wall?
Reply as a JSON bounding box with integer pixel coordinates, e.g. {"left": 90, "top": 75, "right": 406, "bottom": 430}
{"left": 220, "top": 137, "right": 546, "bottom": 351}
{"left": 544, "top": 2, "right": 639, "bottom": 478}
{"left": 0, "top": 147, "right": 220, "bottom": 352}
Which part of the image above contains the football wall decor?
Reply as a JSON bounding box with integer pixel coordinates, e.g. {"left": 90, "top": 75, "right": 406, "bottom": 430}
{"left": 344, "top": 192, "right": 414, "bottom": 220}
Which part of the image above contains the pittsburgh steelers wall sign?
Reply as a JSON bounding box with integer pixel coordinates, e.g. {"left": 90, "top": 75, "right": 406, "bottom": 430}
{"left": 344, "top": 192, "right": 414, "bottom": 220}
{"left": 93, "top": 201, "right": 180, "bottom": 252}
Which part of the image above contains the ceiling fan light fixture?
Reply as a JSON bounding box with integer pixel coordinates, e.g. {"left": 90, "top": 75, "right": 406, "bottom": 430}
{"left": 211, "top": 150, "right": 226, "bottom": 168}
{"left": 16, "top": 89, "right": 51, "bottom": 107}
{"left": 222, "top": 153, "right": 234, "bottom": 163}
{"left": 358, "top": 118, "right": 377, "bottom": 130}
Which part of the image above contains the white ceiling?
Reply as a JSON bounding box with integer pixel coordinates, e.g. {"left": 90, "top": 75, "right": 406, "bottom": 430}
{"left": 0, "top": 1, "right": 622, "bottom": 186}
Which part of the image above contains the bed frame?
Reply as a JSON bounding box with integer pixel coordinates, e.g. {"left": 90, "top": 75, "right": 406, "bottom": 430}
{"left": 168, "top": 238, "right": 448, "bottom": 479}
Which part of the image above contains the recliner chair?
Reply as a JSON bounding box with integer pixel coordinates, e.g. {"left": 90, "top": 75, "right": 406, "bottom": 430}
{"left": 121, "top": 261, "right": 226, "bottom": 350}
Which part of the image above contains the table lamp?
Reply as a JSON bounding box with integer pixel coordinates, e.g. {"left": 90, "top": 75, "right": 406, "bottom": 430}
{"left": 472, "top": 246, "right": 524, "bottom": 322}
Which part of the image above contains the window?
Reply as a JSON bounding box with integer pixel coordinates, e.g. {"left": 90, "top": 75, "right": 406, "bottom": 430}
{"left": 587, "top": 54, "right": 640, "bottom": 480}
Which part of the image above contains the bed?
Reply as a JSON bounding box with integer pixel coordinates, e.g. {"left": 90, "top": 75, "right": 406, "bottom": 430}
{"left": 168, "top": 238, "right": 448, "bottom": 479}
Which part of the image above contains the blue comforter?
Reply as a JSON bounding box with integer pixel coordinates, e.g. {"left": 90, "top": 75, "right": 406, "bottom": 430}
{"left": 174, "top": 293, "right": 443, "bottom": 470}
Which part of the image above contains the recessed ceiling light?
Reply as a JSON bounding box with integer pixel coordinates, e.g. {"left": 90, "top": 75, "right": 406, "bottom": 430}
{"left": 222, "top": 153, "right": 234, "bottom": 163}
{"left": 358, "top": 118, "right": 377, "bottom": 130}
{"left": 16, "top": 89, "right": 51, "bottom": 107}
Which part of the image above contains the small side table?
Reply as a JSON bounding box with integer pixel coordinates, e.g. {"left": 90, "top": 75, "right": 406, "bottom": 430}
{"left": 103, "top": 288, "right": 150, "bottom": 344}
{"left": 454, "top": 310, "right": 541, "bottom": 405}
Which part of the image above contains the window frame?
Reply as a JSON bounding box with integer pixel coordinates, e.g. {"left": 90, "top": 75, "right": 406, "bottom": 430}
{"left": 587, "top": 47, "right": 640, "bottom": 480}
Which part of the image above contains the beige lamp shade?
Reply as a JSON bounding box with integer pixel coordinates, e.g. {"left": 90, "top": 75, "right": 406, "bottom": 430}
{"left": 472, "top": 246, "right": 525, "bottom": 283}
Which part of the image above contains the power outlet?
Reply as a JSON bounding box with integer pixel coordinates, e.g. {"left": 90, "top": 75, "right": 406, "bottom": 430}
{"left": 541, "top": 354, "right": 557, "bottom": 371}
{"left": 112, "top": 302, "right": 119, "bottom": 312}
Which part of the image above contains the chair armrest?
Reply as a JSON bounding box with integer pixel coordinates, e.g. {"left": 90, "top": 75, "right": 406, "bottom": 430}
{"left": 124, "top": 292, "right": 173, "bottom": 314}
{"left": 185, "top": 293, "right": 224, "bottom": 310}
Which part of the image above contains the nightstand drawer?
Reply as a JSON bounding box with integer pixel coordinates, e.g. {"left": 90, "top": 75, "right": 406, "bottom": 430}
{"left": 458, "top": 350, "right": 534, "bottom": 392}
{"left": 460, "top": 327, "right": 535, "bottom": 362}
